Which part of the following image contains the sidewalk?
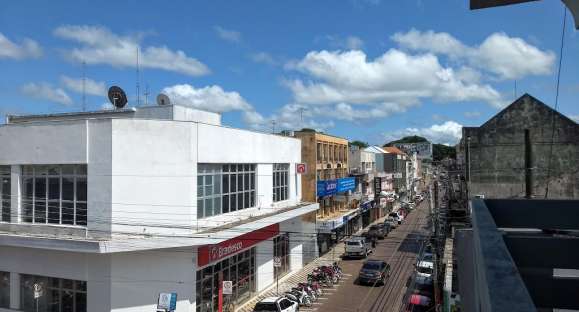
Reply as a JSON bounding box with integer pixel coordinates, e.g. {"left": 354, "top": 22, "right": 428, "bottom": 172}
{"left": 236, "top": 212, "right": 391, "bottom": 312}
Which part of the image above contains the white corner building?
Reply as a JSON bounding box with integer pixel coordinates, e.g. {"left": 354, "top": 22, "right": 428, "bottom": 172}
{"left": 0, "top": 104, "right": 319, "bottom": 312}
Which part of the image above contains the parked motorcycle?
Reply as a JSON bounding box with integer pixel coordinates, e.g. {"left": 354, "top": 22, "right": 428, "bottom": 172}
{"left": 284, "top": 288, "right": 313, "bottom": 307}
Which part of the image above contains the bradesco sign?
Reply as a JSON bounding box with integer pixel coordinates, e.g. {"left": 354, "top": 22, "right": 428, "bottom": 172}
{"left": 197, "top": 224, "right": 280, "bottom": 266}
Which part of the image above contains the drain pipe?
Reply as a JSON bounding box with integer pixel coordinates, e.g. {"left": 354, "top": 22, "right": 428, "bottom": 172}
{"left": 524, "top": 129, "right": 533, "bottom": 199}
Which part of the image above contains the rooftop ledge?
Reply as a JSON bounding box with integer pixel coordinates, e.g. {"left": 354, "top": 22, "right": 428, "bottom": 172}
{"left": 0, "top": 202, "right": 319, "bottom": 253}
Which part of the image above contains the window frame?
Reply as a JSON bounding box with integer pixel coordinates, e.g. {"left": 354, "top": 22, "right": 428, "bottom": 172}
{"left": 21, "top": 165, "right": 87, "bottom": 227}
{"left": 0, "top": 167, "right": 10, "bottom": 223}
{"left": 197, "top": 164, "right": 256, "bottom": 219}
{"left": 272, "top": 164, "right": 289, "bottom": 203}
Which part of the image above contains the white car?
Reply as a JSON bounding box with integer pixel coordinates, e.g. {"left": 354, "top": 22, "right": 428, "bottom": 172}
{"left": 416, "top": 260, "right": 434, "bottom": 279}
{"left": 345, "top": 237, "right": 370, "bottom": 258}
{"left": 253, "top": 297, "right": 299, "bottom": 312}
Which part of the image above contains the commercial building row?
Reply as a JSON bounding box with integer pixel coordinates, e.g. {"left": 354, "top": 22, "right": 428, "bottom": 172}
{"left": 0, "top": 104, "right": 428, "bottom": 312}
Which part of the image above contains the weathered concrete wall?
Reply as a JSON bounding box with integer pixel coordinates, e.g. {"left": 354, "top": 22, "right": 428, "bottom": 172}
{"left": 464, "top": 94, "right": 579, "bottom": 199}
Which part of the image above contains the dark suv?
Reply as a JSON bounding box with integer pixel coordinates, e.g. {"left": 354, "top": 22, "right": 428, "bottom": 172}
{"left": 357, "top": 259, "right": 391, "bottom": 286}
{"left": 369, "top": 224, "right": 386, "bottom": 239}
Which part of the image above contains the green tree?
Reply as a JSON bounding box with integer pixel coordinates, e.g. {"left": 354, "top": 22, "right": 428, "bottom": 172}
{"left": 350, "top": 140, "right": 369, "bottom": 148}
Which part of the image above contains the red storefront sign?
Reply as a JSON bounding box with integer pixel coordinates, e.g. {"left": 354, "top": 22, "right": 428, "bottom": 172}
{"left": 198, "top": 224, "right": 280, "bottom": 267}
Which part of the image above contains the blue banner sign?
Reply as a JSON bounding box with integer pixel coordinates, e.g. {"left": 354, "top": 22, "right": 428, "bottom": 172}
{"left": 317, "top": 179, "right": 338, "bottom": 197}
{"left": 317, "top": 177, "right": 356, "bottom": 197}
{"left": 337, "top": 177, "right": 356, "bottom": 193}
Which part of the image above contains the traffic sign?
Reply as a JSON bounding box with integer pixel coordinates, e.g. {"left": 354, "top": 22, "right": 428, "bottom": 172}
{"left": 273, "top": 256, "right": 282, "bottom": 268}
{"left": 157, "top": 292, "right": 177, "bottom": 311}
{"left": 296, "top": 163, "right": 307, "bottom": 174}
{"left": 222, "top": 281, "right": 233, "bottom": 295}
{"left": 33, "top": 283, "right": 43, "bottom": 299}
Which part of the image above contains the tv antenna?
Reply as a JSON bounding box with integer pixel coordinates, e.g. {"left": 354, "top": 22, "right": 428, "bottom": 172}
{"left": 108, "top": 86, "right": 128, "bottom": 109}
{"left": 271, "top": 119, "right": 276, "bottom": 134}
{"left": 144, "top": 84, "right": 150, "bottom": 106}
{"left": 136, "top": 47, "right": 141, "bottom": 106}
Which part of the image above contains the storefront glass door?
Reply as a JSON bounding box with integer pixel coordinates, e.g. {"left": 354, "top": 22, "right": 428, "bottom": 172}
{"left": 196, "top": 248, "right": 256, "bottom": 312}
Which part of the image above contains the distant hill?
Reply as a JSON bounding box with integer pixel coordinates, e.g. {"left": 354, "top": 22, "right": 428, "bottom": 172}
{"left": 383, "top": 135, "right": 428, "bottom": 146}
{"left": 383, "top": 135, "right": 455, "bottom": 161}
{"left": 432, "top": 144, "right": 456, "bottom": 161}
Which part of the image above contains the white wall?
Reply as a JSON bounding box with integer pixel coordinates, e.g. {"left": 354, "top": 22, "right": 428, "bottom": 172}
{"left": 110, "top": 119, "right": 197, "bottom": 236}
{"left": 197, "top": 124, "right": 300, "bottom": 164}
{"left": 109, "top": 250, "right": 195, "bottom": 312}
{"left": 0, "top": 246, "right": 196, "bottom": 312}
{"left": 256, "top": 239, "right": 274, "bottom": 292}
{"left": 0, "top": 120, "right": 87, "bottom": 164}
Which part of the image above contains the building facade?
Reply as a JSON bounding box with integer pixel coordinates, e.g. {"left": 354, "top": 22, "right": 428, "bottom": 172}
{"left": 293, "top": 130, "right": 355, "bottom": 253}
{"left": 0, "top": 105, "right": 318, "bottom": 312}
{"left": 460, "top": 94, "right": 579, "bottom": 199}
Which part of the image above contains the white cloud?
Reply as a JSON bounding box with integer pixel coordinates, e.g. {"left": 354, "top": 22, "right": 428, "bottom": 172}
{"left": 570, "top": 115, "right": 579, "bottom": 123}
{"left": 162, "top": 84, "right": 252, "bottom": 113}
{"left": 464, "top": 111, "right": 481, "bottom": 118}
{"left": 0, "top": 32, "right": 42, "bottom": 60}
{"left": 392, "top": 29, "right": 555, "bottom": 80}
{"left": 286, "top": 49, "right": 504, "bottom": 108}
{"left": 54, "top": 25, "right": 209, "bottom": 76}
{"left": 250, "top": 52, "right": 277, "bottom": 65}
{"left": 244, "top": 103, "right": 334, "bottom": 132}
{"left": 214, "top": 26, "right": 242, "bottom": 43}
{"left": 21, "top": 82, "right": 72, "bottom": 105}
{"left": 383, "top": 121, "right": 463, "bottom": 145}
{"left": 60, "top": 75, "right": 106, "bottom": 96}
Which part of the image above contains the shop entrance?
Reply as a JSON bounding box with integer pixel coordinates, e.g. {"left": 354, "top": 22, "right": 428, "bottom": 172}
{"left": 195, "top": 248, "right": 256, "bottom": 312}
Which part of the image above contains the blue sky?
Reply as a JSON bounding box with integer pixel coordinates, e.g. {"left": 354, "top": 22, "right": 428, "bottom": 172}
{"left": 1, "top": 0, "right": 577, "bottom": 145}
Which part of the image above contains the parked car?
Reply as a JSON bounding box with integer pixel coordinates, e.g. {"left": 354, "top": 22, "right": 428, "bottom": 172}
{"left": 253, "top": 297, "right": 299, "bottom": 312}
{"left": 415, "top": 259, "right": 434, "bottom": 278}
{"left": 344, "top": 237, "right": 370, "bottom": 258}
{"left": 404, "top": 294, "right": 432, "bottom": 312}
{"left": 407, "top": 272, "right": 434, "bottom": 297}
{"left": 357, "top": 259, "right": 391, "bottom": 286}
{"left": 369, "top": 224, "right": 386, "bottom": 239}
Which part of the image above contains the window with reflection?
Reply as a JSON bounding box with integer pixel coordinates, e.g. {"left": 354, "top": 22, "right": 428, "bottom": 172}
{"left": 197, "top": 164, "right": 256, "bottom": 219}
{"left": 20, "top": 274, "right": 86, "bottom": 312}
{"left": 22, "top": 165, "right": 87, "bottom": 226}
{"left": 0, "top": 167, "right": 10, "bottom": 222}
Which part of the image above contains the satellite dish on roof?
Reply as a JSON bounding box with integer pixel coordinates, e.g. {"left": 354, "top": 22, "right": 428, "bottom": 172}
{"left": 107, "top": 86, "right": 128, "bottom": 109}
{"left": 156, "top": 93, "right": 170, "bottom": 106}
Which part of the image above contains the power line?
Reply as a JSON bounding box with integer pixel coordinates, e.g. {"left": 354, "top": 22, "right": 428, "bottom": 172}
{"left": 545, "top": 5, "right": 568, "bottom": 199}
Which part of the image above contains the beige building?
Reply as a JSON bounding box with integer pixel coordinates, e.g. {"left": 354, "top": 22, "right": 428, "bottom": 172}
{"left": 294, "top": 130, "right": 349, "bottom": 218}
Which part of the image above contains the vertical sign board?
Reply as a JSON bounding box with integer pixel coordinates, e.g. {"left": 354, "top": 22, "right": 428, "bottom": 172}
{"left": 157, "top": 293, "right": 177, "bottom": 311}
{"left": 273, "top": 256, "right": 282, "bottom": 268}
{"left": 373, "top": 177, "right": 382, "bottom": 205}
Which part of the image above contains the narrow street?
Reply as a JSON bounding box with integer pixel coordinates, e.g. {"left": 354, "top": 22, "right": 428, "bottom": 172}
{"left": 316, "top": 201, "right": 431, "bottom": 312}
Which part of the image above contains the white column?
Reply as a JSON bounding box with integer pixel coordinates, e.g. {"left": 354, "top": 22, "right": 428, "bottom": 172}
{"left": 256, "top": 239, "right": 273, "bottom": 292}
{"left": 289, "top": 235, "right": 303, "bottom": 272}
{"left": 10, "top": 165, "right": 21, "bottom": 223}
{"left": 9, "top": 272, "right": 20, "bottom": 310}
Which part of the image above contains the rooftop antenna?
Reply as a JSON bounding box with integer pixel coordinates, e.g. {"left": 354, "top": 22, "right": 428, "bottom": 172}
{"left": 136, "top": 47, "right": 141, "bottom": 106}
{"left": 144, "top": 84, "right": 150, "bottom": 106}
{"left": 82, "top": 61, "right": 86, "bottom": 112}
{"left": 271, "top": 119, "right": 276, "bottom": 134}
{"left": 299, "top": 107, "right": 305, "bottom": 129}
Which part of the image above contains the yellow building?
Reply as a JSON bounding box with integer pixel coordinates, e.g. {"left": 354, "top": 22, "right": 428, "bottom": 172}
{"left": 294, "top": 129, "right": 349, "bottom": 218}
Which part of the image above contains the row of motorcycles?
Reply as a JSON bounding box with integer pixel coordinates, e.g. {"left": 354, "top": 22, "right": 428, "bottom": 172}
{"left": 282, "top": 262, "right": 343, "bottom": 307}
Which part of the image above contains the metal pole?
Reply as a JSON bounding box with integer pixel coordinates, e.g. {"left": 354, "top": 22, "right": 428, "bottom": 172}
{"left": 467, "top": 136, "right": 471, "bottom": 200}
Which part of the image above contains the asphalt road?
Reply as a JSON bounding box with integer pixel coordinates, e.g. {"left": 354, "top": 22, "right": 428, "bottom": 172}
{"left": 315, "top": 201, "right": 431, "bottom": 312}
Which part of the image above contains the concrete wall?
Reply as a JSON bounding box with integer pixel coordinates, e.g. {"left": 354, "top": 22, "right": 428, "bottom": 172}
{"left": 464, "top": 94, "right": 579, "bottom": 199}
{"left": 0, "top": 246, "right": 195, "bottom": 312}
